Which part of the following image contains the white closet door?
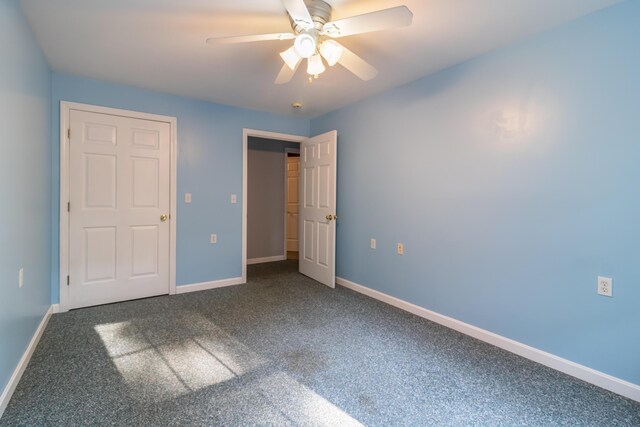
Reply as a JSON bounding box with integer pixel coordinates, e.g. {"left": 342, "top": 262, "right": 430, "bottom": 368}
{"left": 68, "top": 109, "right": 171, "bottom": 309}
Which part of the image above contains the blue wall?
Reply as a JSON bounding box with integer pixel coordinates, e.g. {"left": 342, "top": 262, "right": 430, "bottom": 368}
{"left": 311, "top": 1, "right": 640, "bottom": 385}
{"left": 51, "top": 73, "right": 309, "bottom": 302}
{"left": 3, "top": 0, "right": 637, "bottom": 397}
{"left": 0, "top": 0, "right": 52, "bottom": 398}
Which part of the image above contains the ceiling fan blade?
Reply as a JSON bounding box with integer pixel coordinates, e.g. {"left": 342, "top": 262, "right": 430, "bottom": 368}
{"left": 336, "top": 43, "right": 378, "bottom": 81}
{"left": 206, "top": 33, "right": 295, "bottom": 45}
{"left": 275, "top": 62, "right": 301, "bottom": 85}
{"left": 322, "top": 6, "right": 413, "bottom": 38}
{"left": 281, "top": 0, "right": 314, "bottom": 30}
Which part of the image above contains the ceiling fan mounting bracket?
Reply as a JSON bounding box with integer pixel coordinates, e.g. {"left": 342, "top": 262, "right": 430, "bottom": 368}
{"left": 289, "top": 0, "right": 332, "bottom": 34}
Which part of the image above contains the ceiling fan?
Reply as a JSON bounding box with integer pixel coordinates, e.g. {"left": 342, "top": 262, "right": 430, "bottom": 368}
{"left": 206, "top": 0, "right": 413, "bottom": 84}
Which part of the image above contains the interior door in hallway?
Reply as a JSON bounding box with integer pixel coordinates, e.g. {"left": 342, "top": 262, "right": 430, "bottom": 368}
{"left": 299, "top": 131, "right": 337, "bottom": 288}
{"left": 286, "top": 154, "right": 300, "bottom": 253}
{"left": 68, "top": 109, "right": 171, "bottom": 309}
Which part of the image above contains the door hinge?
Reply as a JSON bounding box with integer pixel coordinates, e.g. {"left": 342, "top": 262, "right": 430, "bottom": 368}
{"left": 67, "top": 275, "right": 70, "bottom": 286}
{"left": 67, "top": 128, "right": 71, "bottom": 139}
{"left": 67, "top": 202, "right": 70, "bottom": 212}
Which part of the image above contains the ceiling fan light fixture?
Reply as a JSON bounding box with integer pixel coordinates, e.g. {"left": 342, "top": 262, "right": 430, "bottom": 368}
{"left": 319, "top": 40, "right": 343, "bottom": 66}
{"left": 307, "top": 53, "right": 326, "bottom": 76}
{"left": 294, "top": 33, "right": 317, "bottom": 58}
{"left": 280, "top": 46, "right": 302, "bottom": 70}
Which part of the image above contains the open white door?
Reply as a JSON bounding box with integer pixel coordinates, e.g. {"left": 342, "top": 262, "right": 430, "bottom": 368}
{"left": 299, "top": 131, "right": 337, "bottom": 288}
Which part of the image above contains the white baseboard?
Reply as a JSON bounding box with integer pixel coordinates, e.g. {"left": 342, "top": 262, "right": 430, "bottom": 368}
{"left": 247, "top": 255, "right": 286, "bottom": 265}
{"left": 336, "top": 277, "right": 640, "bottom": 403}
{"left": 176, "top": 277, "right": 244, "bottom": 294}
{"left": 51, "top": 304, "right": 60, "bottom": 314}
{"left": 0, "top": 306, "right": 53, "bottom": 418}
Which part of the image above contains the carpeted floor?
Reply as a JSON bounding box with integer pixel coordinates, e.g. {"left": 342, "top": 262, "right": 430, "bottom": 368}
{"left": 2, "top": 260, "right": 639, "bottom": 426}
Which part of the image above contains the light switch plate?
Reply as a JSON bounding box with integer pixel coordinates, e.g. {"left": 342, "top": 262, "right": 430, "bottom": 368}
{"left": 397, "top": 243, "right": 404, "bottom": 255}
{"left": 210, "top": 234, "right": 217, "bottom": 244}
{"left": 185, "top": 193, "right": 192, "bottom": 204}
{"left": 231, "top": 194, "right": 237, "bottom": 204}
{"left": 370, "top": 238, "right": 376, "bottom": 250}
{"left": 19, "top": 268, "right": 24, "bottom": 288}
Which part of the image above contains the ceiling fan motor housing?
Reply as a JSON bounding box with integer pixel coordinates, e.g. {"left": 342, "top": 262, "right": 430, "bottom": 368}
{"left": 289, "top": 0, "right": 332, "bottom": 34}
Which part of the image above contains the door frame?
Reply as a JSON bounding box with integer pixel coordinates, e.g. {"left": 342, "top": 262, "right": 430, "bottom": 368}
{"left": 59, "top": 101, "right": 178, "bottom": 312}
{"left": 283, "top": 148, "right": 300, "bottom": 258}
{"left": 242, "top": 129, "right": 306, "bottom": 282}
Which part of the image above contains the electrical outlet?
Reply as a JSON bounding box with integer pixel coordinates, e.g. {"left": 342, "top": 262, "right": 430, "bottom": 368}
{"left": 185, "top": 193, "right": 192, "bottom": 204}
{"left": 597, "top": 276, "right": 612, "bottom": 297}
{"left": 210, "top": 234, "right": 217, "bottom": 244}
{"left": 231, "top": 194, "right": 237, "bottom": 204}
{"left": 19, "top": 268, "right": 24, "bottom": 288}
{"left": 397, "top": 243, "right": 404, "bottom": 255}
{"left": 370, "top": 238, "right": 376, "bottom": 250}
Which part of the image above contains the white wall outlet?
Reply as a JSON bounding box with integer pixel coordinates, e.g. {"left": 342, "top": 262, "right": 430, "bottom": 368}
{"left": 370, "top": 238, "right": 376, "bottom": 250}
{"left": 231, "top": 194, "right": 237, "bottom": 204}
{"left": 597, "top": 276, "right": 612, "bottom": 297}
{"left": 210, "top": 234, "right": 217, "bottom": 244}
{"left": 19, "top": 268, "right": 24, "bottom": 288}
{"left": 184, "top": 193, "right": 192, "bottom": 204}
{"left": 397, "top": 243, "right": 404, "bottom": 255}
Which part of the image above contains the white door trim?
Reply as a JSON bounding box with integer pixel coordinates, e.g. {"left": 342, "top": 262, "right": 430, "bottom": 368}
{"left": 242, "top": 129, "right": 306, "bottom": 282}
{"left": 59, "top": 101, "right": 178, "bottom": 312}
{"left": 283, "top": 147, "right": 300, "bottom": 258}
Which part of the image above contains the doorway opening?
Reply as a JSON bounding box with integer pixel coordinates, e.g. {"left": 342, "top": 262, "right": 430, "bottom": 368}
{"left": 246, "top": 136, "right": 300, "bottom": 268}
{"left": 242, "top": 130, "right": 305, "bottom": 282}
{"left": 242, "top": 129, "right": 337, "bottom": 288}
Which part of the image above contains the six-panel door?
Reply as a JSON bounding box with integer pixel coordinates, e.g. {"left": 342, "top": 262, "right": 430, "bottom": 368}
{"left": 299, "top": 131, "right": 337, "bottom": 288}
{"left": 68, "top": 110, "right": 171, "bottom": 309}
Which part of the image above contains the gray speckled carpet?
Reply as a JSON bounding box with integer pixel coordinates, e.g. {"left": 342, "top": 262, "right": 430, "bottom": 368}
{"left": 2, "top": 260, "right": 639, "bottom": 426}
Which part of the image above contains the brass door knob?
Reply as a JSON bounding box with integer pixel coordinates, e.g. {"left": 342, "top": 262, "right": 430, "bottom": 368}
{"left": 325, "top": 214, "right": 337, "bottom": 221}
{"left": 160, "top": 214, "right": 168, "bottom": 222}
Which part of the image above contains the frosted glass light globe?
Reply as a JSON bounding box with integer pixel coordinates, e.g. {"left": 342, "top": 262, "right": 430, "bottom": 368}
{"left": 307, "top": 53, "right": 326, "bottom": 76}
{"left": 319, "top": 40, "right": 343, "bottom": 66}
{"left": 294, "top": 33, "right": 316, "bottom": 58}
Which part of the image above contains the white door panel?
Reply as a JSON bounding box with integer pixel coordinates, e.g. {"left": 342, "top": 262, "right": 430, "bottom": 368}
{"left": 84, "top": 227, "right": 117, "bottom": 283}
{"left": 68, "top": 109, "right": 171, "bottom": 309}
{"left": 299, "top": 131, "right": 337, "bottom": 288}
{"left": 131, "top": 225, "right": 160, "bottom": 277}
{"left": 302, "top": 220, "right": 315, "bottom": 261}
{"left": 131, "top": 157, "right": 160, "bottom": 208}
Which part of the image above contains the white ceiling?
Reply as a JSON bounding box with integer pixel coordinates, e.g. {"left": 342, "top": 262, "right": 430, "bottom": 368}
{"left": 21, "top": 0, "right": 622, "bottom": 118}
